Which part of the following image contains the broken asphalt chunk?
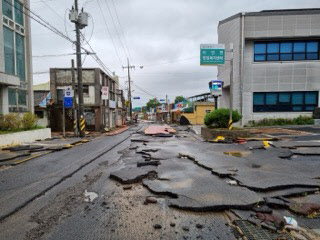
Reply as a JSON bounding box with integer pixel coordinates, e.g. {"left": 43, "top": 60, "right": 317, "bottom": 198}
{"left": 288, "top": 202, "right": 320, "bottom": 217}
{"left": 137, "top": 160, "right": 160, "bottom": 167}
{"left": 264, "top": 197, "right": 288, "bottom": 209}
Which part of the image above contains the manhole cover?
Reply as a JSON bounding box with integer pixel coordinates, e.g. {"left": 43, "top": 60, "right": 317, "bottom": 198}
{"left": 234, "top": 220, "right": 293, "bottom": 240}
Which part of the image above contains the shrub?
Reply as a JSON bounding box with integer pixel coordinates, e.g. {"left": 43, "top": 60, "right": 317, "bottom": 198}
{"left": 0, "top": 113, "right": 21, "bottom": 130}
{"left": 21, "top": 112, "right": 38, "bottom": 129}
{"left": 204, "top": 108, "right": 242, "bottom": 128}
{"left": 248, "top": 115, "right": 314, "bottom": 127}
{"left": 292, "top": 115, "right": 314, "bottom": 125}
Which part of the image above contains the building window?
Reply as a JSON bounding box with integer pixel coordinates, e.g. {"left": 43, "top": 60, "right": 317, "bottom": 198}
{"left": 35, "top": 111, "right": 44, "bottom": 119}
{"left": 2, "top": 0, "right": 13, "bottom": 19}
{"left": 75, "top": 85, "right": 89, "bottom": 95}
{"left": 8, "top": 88, "right": 16, "bottom": 105}
{"left": 18, "top": 89, "right": 26, "bottom": 105}
{"left": 16, "top": 32, "right": 25, "bottom": 81}
{"left": 3, "top": 26, "right": 15, "bottom": 75}
{"left": 14, "top": 0, "right": 23, "bottom": 26}
{"left": 253, "top": 92, "right": 318, "bottom": 112}
{"left": 254, "top": 40, "right": 320, "bottom": 62}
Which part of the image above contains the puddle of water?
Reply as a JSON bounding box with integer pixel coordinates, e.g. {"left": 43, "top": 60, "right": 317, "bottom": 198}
{"left": 223, "top": 151, "right": 251, "bottom": 158}
{"left": 84, "top": 190, "right": 98, "bottom": 202}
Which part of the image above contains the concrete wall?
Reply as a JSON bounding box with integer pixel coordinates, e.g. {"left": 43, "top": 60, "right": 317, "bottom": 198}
{"left": 182, "top": 103, "right": 215, "bottom": 125}
{"left": 0, "top": 1, "right": 4, "bottom": 73}
{"left": 218, "top": 16, "right": 242, "bottom": 112}
{"left": 36, "top": 109, "right": 49, "bottom": 127}
{"left": 244, "top": 14, "right": 320, "bottom": 39}
{"left": 0, "top": 128, "right": 51, "bottom": 147}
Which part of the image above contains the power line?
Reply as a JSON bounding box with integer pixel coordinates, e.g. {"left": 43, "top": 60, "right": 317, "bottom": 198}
{"left": 9, "top": 0, "right": 123, "bottom": 91}
{"left": 80, "top": 32, "right": 113, "bottom": 75}
{"left": 110, "top": 0, "right": 132, "bottom": 61}
{"left": 142, "top": 56, "right": 199, "bottom": 68}
{"left": 32, "top": 53, "right": 76, "bottom": 58}
{"left": 97, "top": 0, "right": 123, "bottom": 67}
{"left": 130, "top": 71, "right": 215, "bottom": 76}
{"left": 104, "top": 0, "right": 128, "bottom": 59}
{"left": 132, "top": 82, "right": 158, "bottom": 98}
{"left": 34, "top": 1, "right": 113, "bottom": 79}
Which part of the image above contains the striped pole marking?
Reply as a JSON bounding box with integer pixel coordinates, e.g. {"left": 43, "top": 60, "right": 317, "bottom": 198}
{"left": 228, "top": 119, "right": 233, "bottom": 130}
{"left": 80, "top": 118, "right": 86, "bottom": 131}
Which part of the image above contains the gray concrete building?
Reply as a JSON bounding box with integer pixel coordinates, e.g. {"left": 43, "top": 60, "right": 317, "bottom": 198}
{"left": 218, "top": 9, "right": 320, "bottom": 125}
{"left": 0, "top": 0, "right": 33, "bottom": 114}
{"left": 49, "top": 68, "right": 124, "bottom": 131}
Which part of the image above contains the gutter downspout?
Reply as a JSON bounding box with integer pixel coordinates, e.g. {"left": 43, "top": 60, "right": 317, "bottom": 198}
{"left": 240, "top": 12, "right": 245, "bottom": 126}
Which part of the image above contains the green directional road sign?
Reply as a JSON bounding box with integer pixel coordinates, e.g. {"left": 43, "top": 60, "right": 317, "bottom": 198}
{"left": 200, "top": 44, "right": 225, "bottom": 65}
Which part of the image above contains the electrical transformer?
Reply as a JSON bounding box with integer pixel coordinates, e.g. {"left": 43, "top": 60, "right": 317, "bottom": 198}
{"left": 78, "top": 12, "right": 89, "bottom": 29}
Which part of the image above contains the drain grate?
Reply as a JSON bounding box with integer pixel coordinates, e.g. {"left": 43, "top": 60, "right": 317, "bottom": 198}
{"left": 235, "top": 220, "right": 293, "bottom": 240}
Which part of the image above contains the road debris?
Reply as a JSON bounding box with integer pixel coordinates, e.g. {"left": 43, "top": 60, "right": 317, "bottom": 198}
{"left": 84, "top": 190, "right": 98, "bottom": 203}
{"left": 123, "top": 185, "right": 133, "bottom": 190}
{"left": 144, "top": 196, "right": 158, "bottom": 204}
{"left": 144, "top": 125, "right": 176, "bottom": 135}
{"left": 153, "top": 224, "right": 162, "bottom": 229}
{"left": 284, "top": 216, "right": 298, "bottom": 228}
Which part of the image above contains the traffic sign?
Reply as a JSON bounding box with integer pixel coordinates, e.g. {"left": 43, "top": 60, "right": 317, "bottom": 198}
{"left": 64, "top": 97, "right": 73, "bottom": 108}
{"left": 64, "top": 86, "right": 74, "bottom": 97}
{"left": 101, "top": 86, "right": 109, "bottom": 100}
{"left": 160, "top": 99, "right": 165, "bottom": 102}
{"left": 133, "top": 97, "right": 140, "bottom": 100}
{"left": 200, "top": 44, "right": 225, "bottom": 65}
{"left": 209, "top": 80, "right": 223, "bottom": 96}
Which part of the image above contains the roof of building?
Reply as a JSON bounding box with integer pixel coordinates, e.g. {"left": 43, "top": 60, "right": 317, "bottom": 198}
{"left": 33, "top": 82, "right": 50, "bottom": 91}
{"left": 34, "top": 90, "right": 50, "bottom": 106}
{"left": 187, "top": 92, "right": 211, "bottom": 99}
{"left": 219, "top": 8, "right": 320, "bottom": 25}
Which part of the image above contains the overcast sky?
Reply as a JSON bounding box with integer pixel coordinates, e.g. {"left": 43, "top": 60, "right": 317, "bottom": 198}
{"left": 31, "top": 0, "right": 320, "bottom": 107}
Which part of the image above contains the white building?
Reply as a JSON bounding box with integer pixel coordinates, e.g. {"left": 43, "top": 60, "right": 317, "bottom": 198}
{"left": 218, "top": 9, "right": 320, "bottom": 125}
{"left": 0, "top": 0, "right": 33, "bottom": 114}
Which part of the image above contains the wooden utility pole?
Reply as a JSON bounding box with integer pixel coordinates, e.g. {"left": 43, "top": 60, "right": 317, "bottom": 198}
{"left": 74, "top": 0, "right": 85, "bottom": 137}
{"left": 123, "top": 58, "right": 135, "bottom": 122}
{"left": 71, "top": 59, "right": 78, "bottom": 136}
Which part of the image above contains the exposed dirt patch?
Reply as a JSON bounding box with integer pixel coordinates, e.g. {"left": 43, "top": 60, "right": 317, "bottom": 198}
{"left": 25, "top": 167, "right": 104, "bottom": 240}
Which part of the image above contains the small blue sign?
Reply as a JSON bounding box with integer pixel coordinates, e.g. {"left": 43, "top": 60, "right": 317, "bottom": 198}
{"left": 160, "top": 99, "right": 165, "bottom": 102}
{"left": 133, "top": 97, "right": 140, "bottom": 100}
{"left": 64, "top": 97, "right": 73, "bottom": 108}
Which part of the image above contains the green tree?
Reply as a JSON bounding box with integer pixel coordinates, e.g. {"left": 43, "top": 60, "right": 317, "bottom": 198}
{"left": 146, "top": 98, "right": 161, "bottom": 111}
{"left": 174, "top": 96, "right": 186, "bottom": 104}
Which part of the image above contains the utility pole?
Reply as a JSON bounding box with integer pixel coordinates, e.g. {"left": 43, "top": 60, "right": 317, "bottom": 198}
{"left": 75, "top": 0, "right": 84, "bottom": 137}
{"left": 229, "top": 45, "right": 234, "bottom": 130}
{"left": 62, "top": 95, "right": 65, "bottom": 137}
{"left": 71, "top": 59, "right": 78, "bottom": 137}
{"left": 166, "top": 94, "right": 169, "bottom": 124}
{"left": 70, "top": 0, "right": 89, "bottom": 137}
{"left": 123, "top": 58, "right": 135, "bottom": 122}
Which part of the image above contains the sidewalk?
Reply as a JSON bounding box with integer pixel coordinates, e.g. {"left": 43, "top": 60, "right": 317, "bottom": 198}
{"left": 105, "top": 126, "right": 129, "bottom": 136}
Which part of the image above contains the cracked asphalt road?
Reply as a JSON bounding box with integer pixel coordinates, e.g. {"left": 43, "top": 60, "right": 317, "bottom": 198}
{"left": 0, "top": 123, "right": 320, "bottom": 239}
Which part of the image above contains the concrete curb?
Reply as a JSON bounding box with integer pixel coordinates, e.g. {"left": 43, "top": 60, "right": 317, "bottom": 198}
{"left": 0, "top": 128, "right": 51, "bottom": 148}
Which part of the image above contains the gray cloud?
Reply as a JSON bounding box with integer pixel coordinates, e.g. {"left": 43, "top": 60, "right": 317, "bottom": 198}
{"left": 31, "top": 0, "right": 320, "bottom": 107}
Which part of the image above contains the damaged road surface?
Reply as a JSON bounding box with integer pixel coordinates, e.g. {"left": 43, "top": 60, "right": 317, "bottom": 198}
{"left": 1, "top": 124, "right": 320, "bottom": 239}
